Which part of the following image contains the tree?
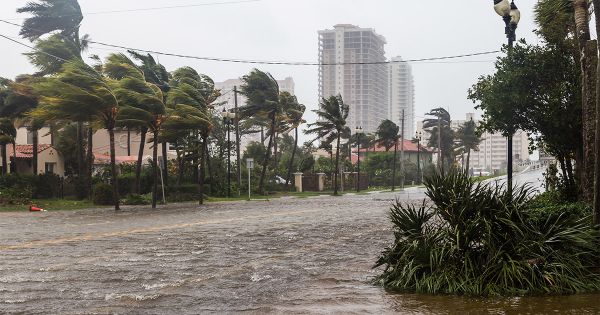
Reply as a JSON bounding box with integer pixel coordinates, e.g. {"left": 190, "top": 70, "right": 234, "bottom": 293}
{"left": 105, "top": 53, "right": 167, "bottom": 208}
{"left": 376, "top": 119, "right": 401, "bottom": 190}
{"left": 167, "top": 67, "right": 214, "bottom": 204}
{"left": 305, "top": 95, "right": 349, "bottom": 195}
{"left": 423, "top": 108, "right": 453, "bottom": 174}
{"left": 240, "top": 69, "right": 280, "bottom": 195}
{"left": 0, "top": 118, "right": 16, "bottom": 175}
{"left": 31, "top": 61, "right": 121, "bottom": 210}
{"left": 455, "top": 119, "right": 481, "bottom": 174}
{"left": 276, "top": 92, "right": 306, "bottom": 187}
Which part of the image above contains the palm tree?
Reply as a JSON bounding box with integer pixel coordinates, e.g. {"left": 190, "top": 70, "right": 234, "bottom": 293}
{"left": 128, "top": 50, "right": 171, "bottom": 188}
{"left": 423, "top": 108, "right": 452, "bottom": 174}
{"left": 455, "top": 119, "right": 481, "bottom": 174}
{"left": 376, "top": 119, "right": 401, "bottom": 190}
{"left": 31, "top": 61, "right": 121, "bottom": 210}
{"left": 276, "top": 92, "right": 306, "bottom": 187}
{"left": 0, "top": 119, "right": 16, "bottom": 175}
{"left": 240, "top": 69, "right": 280, "bottom": 195}
{"left": 105, "top": 53, "right": 167, "bottom": 208}
{"left": 167, "top": 67, "right": 214, "bottom": 204}
{"left": 305, "top": 95, "right": 349, "bottom": 195}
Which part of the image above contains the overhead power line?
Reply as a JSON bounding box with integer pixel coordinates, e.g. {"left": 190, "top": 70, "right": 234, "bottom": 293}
{"left": 2, "top": 0, "right": 262, "bottom": 20}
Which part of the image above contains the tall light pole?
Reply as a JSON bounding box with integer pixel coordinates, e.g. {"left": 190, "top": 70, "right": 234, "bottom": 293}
{"left": 416, "top": 131, "right": 423, "bottom": 184}
{"left": 221, "top": 109, "right": 235, "bottom": 198}
{"left": 493, "top": 0, "right": 520, "bottom": 192}
{"left": 355, "top": 126, "right": 364, "bottom": 192}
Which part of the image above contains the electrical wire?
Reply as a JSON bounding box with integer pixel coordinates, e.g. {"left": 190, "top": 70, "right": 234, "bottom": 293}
{"left": 2, "top": 0, "right": 262, "bottom": 21}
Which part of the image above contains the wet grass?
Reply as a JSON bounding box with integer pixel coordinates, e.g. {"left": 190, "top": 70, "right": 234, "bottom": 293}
{"left": 0, "top": 199, "right": 104, "bottom": 212}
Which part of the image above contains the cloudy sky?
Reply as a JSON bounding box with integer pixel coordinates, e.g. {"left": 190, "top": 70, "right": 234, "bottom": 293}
{"left": 0, "top": 0, "right": 541, "bottom": 139}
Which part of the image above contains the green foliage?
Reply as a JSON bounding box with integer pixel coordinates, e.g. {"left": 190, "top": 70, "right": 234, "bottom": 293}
{"left": 92, "top": 183, "right": 114, "bottom": 205}
{"left": 166, "top": 184, "right": 200, "bottom": 202}
{"left": 375, "top": 119, "right": 400, "bottom": 151}
{"left": 122, "top": 193, "right": 150, "bottom": 205}
{"left": 375, "top": 171, "right": 600, "bottom": 296}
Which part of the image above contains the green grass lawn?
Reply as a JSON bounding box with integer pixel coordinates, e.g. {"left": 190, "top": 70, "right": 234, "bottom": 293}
{"left": 0, "top": 199, "right": 104, "bottom": 212}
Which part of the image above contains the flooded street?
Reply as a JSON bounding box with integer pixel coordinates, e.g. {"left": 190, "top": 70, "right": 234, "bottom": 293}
{"left": 1, "top": 186, "right": 599, "bottom": 314}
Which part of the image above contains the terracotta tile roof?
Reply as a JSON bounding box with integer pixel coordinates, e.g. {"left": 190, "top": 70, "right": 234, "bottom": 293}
{"left": 93, "top": 153, "right": 150, "bottom": 165}
{"left": 6, "top": 144, "right": 53, "bottom": 159}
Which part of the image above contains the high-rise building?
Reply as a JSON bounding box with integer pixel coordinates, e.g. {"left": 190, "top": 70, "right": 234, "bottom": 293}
{"left": 388, "top": 56, "right": 415, "bottom": 138}
{"left": 214, "top": 77, "right": 296, "bottom": 151}
{"left": 318, "top": 24, "right": 388, "bottom": 133}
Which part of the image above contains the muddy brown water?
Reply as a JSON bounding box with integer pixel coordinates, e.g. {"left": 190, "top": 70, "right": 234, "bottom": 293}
{"left": 1, "top": 188, "right": 598, "bottom": 314}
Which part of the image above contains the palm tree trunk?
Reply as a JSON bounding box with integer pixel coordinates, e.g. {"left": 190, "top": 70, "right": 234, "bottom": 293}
{"left": 77, "top": 122, "right": 84, "bottom": 177}
{"left": 193, "top": 134, "right": 199, "bottom": 185}
{"left": 205, "top": 139, "right": 214, "bottom": 195}
{"left": 593, "top": 0, "right": 600, "bottom": 224}
{"left": 392, "top": 142, "right": 398, "bottom": 191}
{"left": 1, "top": 144, "right": 7, "bottom": 175}
{"left": 87, "top": 127, "right": 93, "bottom": 199}
{"left": 135, "top": 127, "right": 147, "bottom": 194}
{"left": 12, "top": 141, "right": 16, "bottom": 173}
{"left": 582, "top": 40, "right": 598, "bottom": 202}
{"left": 258, "top": 115, "right": 276, "bottom": 195}
{"left": 151, "top": 131, "right": 159, "bottom": 209}
{"left": 162, "top": 142, "right": 168, "bottom": 187}
{"left": 32, "top": 129, "right": 38, "bottom": 175}
{"left": 199, "top": 135, "right": 207, "bottom": 205}
{"left": 176, "top": 146, "right": 183, "bottom": 186}
{"left": 127, "top": 128, "right": 131, "bottom": 156}
{"left": 108, "top": 127, "right": 120, "bottom": 211}
{"left": 466, "top": 148, "right": 471, "bottom": 175}
{"left": 273, "top": 131, "right": 278, "bottom": 170}
{"left": 285, "top": 127, "right": 299, "bottom": 188}
{"left": 333, "top": 134, "right": 341, "bottom": 195}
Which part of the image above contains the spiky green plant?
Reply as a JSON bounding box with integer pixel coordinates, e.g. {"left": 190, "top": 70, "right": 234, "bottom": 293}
{"left": 375, "top": 171, "right": 600, "bottom": 296}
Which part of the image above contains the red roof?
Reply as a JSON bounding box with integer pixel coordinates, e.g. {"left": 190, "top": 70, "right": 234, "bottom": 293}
{"left": 353, "top": 140, "right": 432, "bottom": 153}
{"left": 6, "top": 144, "right": 53, "bottom": 159}
{"left": 93, "top": 153, "right": 148, "bottom": 165}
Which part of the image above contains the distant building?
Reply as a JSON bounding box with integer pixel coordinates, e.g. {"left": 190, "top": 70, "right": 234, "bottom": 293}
{"left": 318, "top": 24, "right": 388, "bottom": 133}
{"left": 388, "top": 56, "right": 415, "bottom": 138}
{"left": 1, "top": 143, "right": 66, "bottom": 176}
{"left": 214, "top": 77, "right": 296, "bottom": 151}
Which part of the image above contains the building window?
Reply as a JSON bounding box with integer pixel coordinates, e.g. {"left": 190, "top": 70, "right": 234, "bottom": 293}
{"left": 45, "top": 162, "right": 56, "bottom": 174}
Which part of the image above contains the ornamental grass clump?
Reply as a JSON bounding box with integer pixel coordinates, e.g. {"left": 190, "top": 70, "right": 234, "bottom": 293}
{"left": 374, "top": 171, "right": 600, "bottom": 296}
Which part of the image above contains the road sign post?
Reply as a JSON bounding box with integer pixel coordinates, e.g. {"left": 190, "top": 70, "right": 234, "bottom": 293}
{"left": 246, "top": 158, "right": 254, "bottom": 201}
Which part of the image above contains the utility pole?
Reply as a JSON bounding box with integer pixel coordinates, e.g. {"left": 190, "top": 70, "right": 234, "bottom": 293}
{"left": 400, "top": 109, "right": 405, "bottom": 190}
{"left": 437, "top": 116, "right": 442, "bottom": 172}
{"left": 234, "top": 86, "right": 242, "bottom": 196}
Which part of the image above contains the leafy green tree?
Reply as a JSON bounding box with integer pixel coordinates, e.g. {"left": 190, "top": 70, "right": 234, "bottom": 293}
{"left": 240, "top": 69, "right": 280, "bottom": 194}
{"left": 305, "top": 95, "right": 349, "bottom": 195}
{"left": 455, "top": 119, "right": 481, "bottom": 173}
{"left": 376, "top": 120, "right": 401, "bottom": 190}
{"left": 0, "top": 118, "right": 16, "bottom": 175}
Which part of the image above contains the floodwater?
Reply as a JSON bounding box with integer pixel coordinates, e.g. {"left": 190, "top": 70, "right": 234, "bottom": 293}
{"left": 0, "top": 184, "right": 598, "bottom": 314}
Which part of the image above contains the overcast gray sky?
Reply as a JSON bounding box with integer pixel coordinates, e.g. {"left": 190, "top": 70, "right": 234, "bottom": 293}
{"left": 0, "top": 0, "right": 541, "bottom": 139}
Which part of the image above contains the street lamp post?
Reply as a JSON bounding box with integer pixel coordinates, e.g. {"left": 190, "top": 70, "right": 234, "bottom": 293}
{"left": 355, "top": 126, "right": 364, "bottom": 192}
{"left": 221, "top": 109, "right": 235, "bottom": 198}
{"left": 416, "top": 131, "right": 423, "bottom": 184}
{"left": 493, "top": 0, "right": 520, "bottom": 193}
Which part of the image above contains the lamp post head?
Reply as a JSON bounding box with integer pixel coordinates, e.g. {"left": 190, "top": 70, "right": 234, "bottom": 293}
{"left": 493, "top": 0, "right": 511, "bottom": 17}
{"left": 354, "top": 126, "right": 364, "bottom": 135}
{"left": 509, "top": 1, "right": 520, "bottom": 26}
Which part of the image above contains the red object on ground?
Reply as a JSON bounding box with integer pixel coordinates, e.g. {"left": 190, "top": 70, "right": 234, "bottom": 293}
{"left": 29, "top": 205, "right": 45, "bottom": 212}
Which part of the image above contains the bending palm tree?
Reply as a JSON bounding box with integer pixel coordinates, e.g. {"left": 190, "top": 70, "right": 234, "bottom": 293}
{"left": 31, "top": 61, "right": 121, "bottom": 210}
{"left": 240, "top": 69, "right": 280, "bottom": 195}
{"left": 375, "top": 119, "right": 401, "bottom": 191}
{"left": 278, "top": 92, "right": 306, "bottom": 187}
{"left": 305, "top": 95, "right": 349, "bottom": 195}
{"left": 423, "top": 108, "right": 452, "bottom": 174}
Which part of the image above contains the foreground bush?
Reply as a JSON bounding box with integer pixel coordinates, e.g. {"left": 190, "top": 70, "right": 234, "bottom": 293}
{"left": 374, "top": 171, "right": 600, "bottom": 296}
{"left": 93, "top": 183, "right": 114, "bottom": 205}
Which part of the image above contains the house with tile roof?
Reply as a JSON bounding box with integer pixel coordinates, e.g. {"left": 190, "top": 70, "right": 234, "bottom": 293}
{"left": 1, "top": 144, "right": 65, "bottom": 176}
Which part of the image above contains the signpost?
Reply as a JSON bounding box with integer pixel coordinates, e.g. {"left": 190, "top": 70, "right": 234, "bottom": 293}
{"left": 246, "top": 158, "right": 254, "bottom": 201}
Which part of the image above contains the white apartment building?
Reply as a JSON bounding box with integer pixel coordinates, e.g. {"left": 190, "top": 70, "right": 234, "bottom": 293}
{"left": 214, "top": 77, "right": 296, "bottom": 151}
{"left": 388, "top": 56, "right": 415, "bottom": 138}
{"left": 318, "top": 24, "right": 388, "bottom": 133}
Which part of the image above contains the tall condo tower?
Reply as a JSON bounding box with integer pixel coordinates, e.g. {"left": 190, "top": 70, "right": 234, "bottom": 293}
{"left": 318, "top": 24, "right": 388, "bottom": 133}
{"left": 388, "top": 56, "right": 415, "bottom": 138}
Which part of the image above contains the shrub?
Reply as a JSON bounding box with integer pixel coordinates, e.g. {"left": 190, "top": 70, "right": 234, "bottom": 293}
{"left": 166, "top": 184, "right": 199, "bottom": 202}
{"left": 122, "top": 193, "right": 150, "bottom": 205}
{"left": 374, "top": 170, "right": 600, "bottom": 296}
{"left": 118, "top": 173, "right": 136, "bottom": 196}
{"left": 93, "top": 183, "right": 114, "bottom": 205}
{"left": 32, "top": 173, "right": 61, "bottom": 199}
{"left": 0, "top": 187, "right": 31, "bottom": 205}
